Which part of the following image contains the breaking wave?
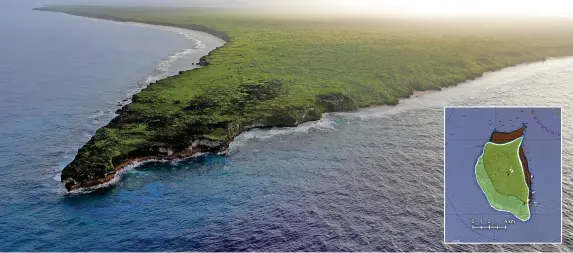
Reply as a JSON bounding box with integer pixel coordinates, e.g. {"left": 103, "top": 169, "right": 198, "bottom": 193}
{"left": 228, "top": 115, "right": 339, "bottom": 152}
{"left": 56, "top": 22, "right": 224, "bottom": 193}
{"left": 120, "top": 33, "right": 204, "bottom": 108}
{"left": 66, "top": 152, "right": 208, "bottom": 195}
{"left": 83, "top": 33, "right": 203, "bottom": 126}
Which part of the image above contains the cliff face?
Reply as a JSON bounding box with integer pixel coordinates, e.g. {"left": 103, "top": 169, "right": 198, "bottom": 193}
{"left": 62, "top": 137, "right": 228, "bottom": 191}
{"left": 44, "top": 6, "right": 573, "bottom": 192}
{"left": 61, "top": 104, "right": 326, "bottom": 191}
{"left": 58, "top": 47, "right": 351, "bottom": 190}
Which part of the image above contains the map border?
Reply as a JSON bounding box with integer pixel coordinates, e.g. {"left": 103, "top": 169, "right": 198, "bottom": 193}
{"left": 443, "top": 105, "right": 563, "bottom": 245}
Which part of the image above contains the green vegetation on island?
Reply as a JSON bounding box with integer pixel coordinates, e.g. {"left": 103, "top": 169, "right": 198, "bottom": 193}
{"left": 476, "top": 137, "right": 530, "bottom": 221}
{"left": 34, "top": 6, "right": 573, "bottom": 191}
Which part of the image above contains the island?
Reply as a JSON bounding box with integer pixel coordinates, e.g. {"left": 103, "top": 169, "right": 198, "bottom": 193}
{"left": 33, "top": 6, "right": 573, "bottom": 191}
{"left": 475, "top": 127, "right": 532, "bottom": 221}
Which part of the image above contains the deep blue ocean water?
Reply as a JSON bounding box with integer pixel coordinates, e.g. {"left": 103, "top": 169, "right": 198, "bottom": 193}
{"left": 2, "top": 1, "right": 573, "bottom": 251}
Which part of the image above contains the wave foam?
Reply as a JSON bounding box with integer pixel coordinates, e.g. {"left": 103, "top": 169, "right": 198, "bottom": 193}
{"left": 65, "top": 152, "right": 207, "bottom": 195}
{"left": 340, "top": 58, "right": 573, "bottom": 122}
{"left": 115, "top": 30, "right": 206, "bottom": 109}
{"left": 57, "top": 20, "right": 224, "bottom": 194}
{"left": 88, "top": 109, "right": 113, "bottom": 119}
{"left": 228, "top": 116, "right": 338, "bottom": 151}
{"left": 118, "top": 47, "right": 195, "bottom": 108}
{"left": 177, "top": 31, "right": 206, "bottom": 49}
{"left": 66, "top": 160, "right": 146, "bottom": 195}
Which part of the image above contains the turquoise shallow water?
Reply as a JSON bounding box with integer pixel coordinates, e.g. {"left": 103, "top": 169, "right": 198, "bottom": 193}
{"left": 2, "top": 1, "right": 573, "bottom": 251}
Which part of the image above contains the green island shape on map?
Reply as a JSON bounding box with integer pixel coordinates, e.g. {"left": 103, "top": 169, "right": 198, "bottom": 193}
{"left": 475, "top": 136, "right": 531, "bottom": 221}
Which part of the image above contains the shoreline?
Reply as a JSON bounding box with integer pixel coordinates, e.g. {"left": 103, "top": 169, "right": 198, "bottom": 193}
{"left": 84, "top": 13, "right": 227, "bottom": 121}
{"left": 34, "top": 8, "right": 230, "bottom": 192}
{"left": 64, "top": 56, "right": 569, "bottom": 193}
{"left": 67, "top": 141, "right": 228, "bottom": 192}
{"left": 33, "top": 7, "right": 231, "bottom": 42}
{"left": 37, "top": 7, "right": 573, "bottom": 193}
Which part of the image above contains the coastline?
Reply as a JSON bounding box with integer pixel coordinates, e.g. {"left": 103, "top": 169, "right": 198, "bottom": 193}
{"left": 476, "top": 127, "right": 531, "bottom": 222}
{"left": 36, "top": 7, "right": 573, "bottom": 193}
{"left": 65, "top": 56, "right": 561, "bottom": 193}
{"left": 41, "top": 8, "right": 325, "bottom": 192}
{"left": 33, "top": 7, "right": 231, "bottom": 42}
{"left": 80, "top": 16, "right": 227, "bottom": 109}
{"left": 34, "top": 8, "right": 230, "bottom": 192}
{"left": 67, "top": 139, "right": 228, "bottom": 192}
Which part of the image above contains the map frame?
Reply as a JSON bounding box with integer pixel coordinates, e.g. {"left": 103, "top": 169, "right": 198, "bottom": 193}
{"left": 443, "top": 105, "right": 563, "bottom": 245}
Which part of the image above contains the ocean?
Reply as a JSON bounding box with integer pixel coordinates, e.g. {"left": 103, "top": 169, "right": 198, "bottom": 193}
{"left": 0, "top": 1, "right": 572, "bottom": 251}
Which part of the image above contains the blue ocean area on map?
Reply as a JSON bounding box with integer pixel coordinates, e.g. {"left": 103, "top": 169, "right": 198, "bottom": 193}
{"left": 445, "top": 107, "right": 561, "bottom": 243}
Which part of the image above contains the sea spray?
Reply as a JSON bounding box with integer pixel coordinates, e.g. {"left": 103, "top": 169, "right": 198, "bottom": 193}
{"left": 66, "top": 152, "right": 208, "bottom": 195}
{"left": 55, "top": 21, "right": 225, "bottom": 192}
{"left": 228, "top": 115, "right": 339, "bottom": 153}
{"left": 84, "top": 28, "right": 206, "bottom": 124}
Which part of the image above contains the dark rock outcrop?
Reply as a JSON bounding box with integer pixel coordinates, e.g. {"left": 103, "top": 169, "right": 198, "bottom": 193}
{"left": 62, "top": 137, "right": 229, "bottom": 191}
{"left": 197, "top": 56, "right": 210, "bottom": 66}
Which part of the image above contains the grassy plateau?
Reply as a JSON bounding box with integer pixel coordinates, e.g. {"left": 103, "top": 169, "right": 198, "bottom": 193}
{"left": 35, "top": 5, "right": 573, "bottom": 190}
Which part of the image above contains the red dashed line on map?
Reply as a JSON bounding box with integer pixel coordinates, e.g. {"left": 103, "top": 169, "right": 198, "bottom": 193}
{"left": 530, "top": 109, "right": 560, "bottom": 137}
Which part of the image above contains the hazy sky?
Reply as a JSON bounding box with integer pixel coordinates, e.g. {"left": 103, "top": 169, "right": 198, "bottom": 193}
{"left": 40, "top": 0, "right": 573, "bottom": 17}
{"left": 243, "top": 0, "right": 573, "bottom": 17}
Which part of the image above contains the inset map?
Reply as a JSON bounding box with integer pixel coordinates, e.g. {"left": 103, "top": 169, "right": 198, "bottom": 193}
{"left": 444, "top": 107, "right": 561, "bottom": 244}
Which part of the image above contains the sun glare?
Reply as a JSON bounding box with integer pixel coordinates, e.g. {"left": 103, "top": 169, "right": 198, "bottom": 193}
{"left": 304, "top": 0, "right": 573, "bottom": 17}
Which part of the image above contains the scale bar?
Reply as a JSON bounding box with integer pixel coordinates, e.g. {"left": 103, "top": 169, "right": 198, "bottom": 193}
{"left": 471, "top": 225, "right": 507, "bottom": 230}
